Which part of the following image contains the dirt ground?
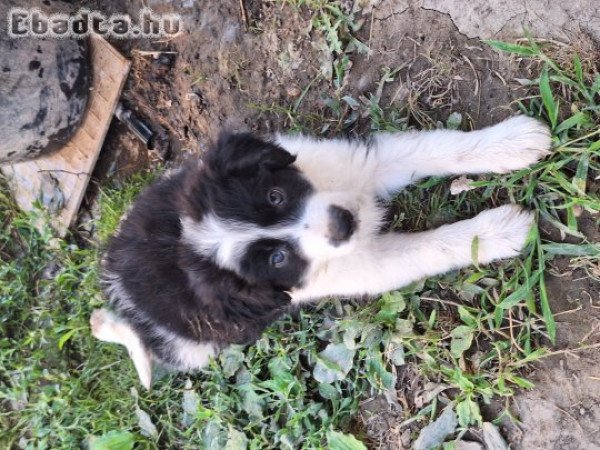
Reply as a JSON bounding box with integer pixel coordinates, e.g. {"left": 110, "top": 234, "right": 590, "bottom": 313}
{"left": 507, "top": 215, "right": 600, "bottom": 450}
{"left": 78, "top": 0, "right": 599, "bottom": 448}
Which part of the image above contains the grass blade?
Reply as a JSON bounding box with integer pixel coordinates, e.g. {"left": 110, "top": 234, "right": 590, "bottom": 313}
{"left": 484, "top": 40, "right": 540, "bottom": 56}
{"left": 538, "top": 274, "right": 555, "bottom": 343}
{"left": 497, "top": 271, "right": 541, "bottom": 309}
{"left": 542, "top": 243, "right": 600, "bottom": 257}
{"left": 555, "top": 111, "right": 590, "bottom": 135}
{"left": 539, "top": 68, "right": 558, "bottom": 129}
{"left": 572, "top": 153, "right": 589, "bottom": 194}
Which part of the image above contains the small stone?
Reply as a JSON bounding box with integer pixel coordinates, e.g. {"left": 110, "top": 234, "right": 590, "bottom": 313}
{"left": 413, "top": 406, "right": 458, "bottom": 450}
{"left": 450, "top": 175, "right": 476, "bottom": 195}
{"left": 286, "top": 86, "right": 301, "bottom": 98}
{"left": 482, "top": 422, "right": 509, "bottom": 450}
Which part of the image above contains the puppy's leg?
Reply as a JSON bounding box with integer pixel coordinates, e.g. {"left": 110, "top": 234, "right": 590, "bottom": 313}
{"left": 90, "top": 309, "right": 153, "bottom": 389}
{"left": 291, "top": 205, "right": 534, "bottom": 302}
{"left": 371, "top": 116, "right": 552, "bottom": 196}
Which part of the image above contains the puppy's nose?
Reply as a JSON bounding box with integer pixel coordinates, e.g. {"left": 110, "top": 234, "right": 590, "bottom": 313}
{"left": 328, "top": 205, "right": 356, "bottom": 245}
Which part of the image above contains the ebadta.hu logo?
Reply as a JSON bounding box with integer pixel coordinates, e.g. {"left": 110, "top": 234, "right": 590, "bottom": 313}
{"left": 7, "top": 8, "right": 183, "bottom": 38}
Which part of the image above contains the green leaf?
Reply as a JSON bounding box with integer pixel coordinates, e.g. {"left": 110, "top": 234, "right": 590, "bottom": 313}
{"left": 88, "top": 431, "right": 135, "bottom": 450}
{"left": 508, "top": 375, "right": 536, "bottom": 389}
{"left": 555, "top": 111, "right": 590, "bottom": 134}
{"left": 512, "top": 348, "right": 546, "bottom": 367}
{"left": 326, "top": 430, "right": 367, "bottom": 450}
{"left": 375, "top": 291, "right": 406, "bottom": 324}
{"left": 182, "top": 379, "right": 200, "bottom": 427}
{"left": 390, "top": 339, "right": 405, "bottom": 366}
{"left": 450, "top": 326, "right": 474, "bottom": 358}
{"left": 458, "top": 306, "right": 478, "bottom": 328}
{"left": 484, "top": 40, "right": 539, "bottom": 56}
{"left": 539, "top": 274, "right": 556, "bottom": 343}
{"left": 540, "top": 68, "right": 558, "bottom": 128}
{"left": 224, "top": 427, "right": 248, "bottom": 450}
{"left": 341, "top": 95, "right": 360, "bottom": 109}
{"left": 342, "top": 320, "right": 361, "bottom": 350}
{"left": 572, "top": 153, "right": 589, "bottom": 194}
{"left": 360, "top": 324, "right": 383, "bottom": 347}
{"left": 318, "top": 382, "right": 340, "bottom": 400}
{"left": 541, "top": 243, "right": 600, "bottom": 257}
{"left": 455, "top": 399, "right": 482, "bottom": 427}
{"left": 496, "top": 271, "right": 541, "bottom": 309}
{"left": 367, "top": 352, "right": 396, "bottom": 389}
{"left": 591, "top": 74, "right": 600, "bottom": 94}
{"left": 57, "top": 328, "right": 78, "bottom": 350}
{"left": 446, "top": 112, "right": 463, "bottom": 130}
{"left": 240, "top": 387, "right": 264, "bottom": 420}
{"left": 313, "top": 343, "right": 355, "bottom": 384}
{"left": 220, "top": 345, "right": 245, "bottom": 378}
{"left": 395, "top": 318, "right": 414, "bottom": 337}
{"left": 136, "top": 407, "right": 158, "bottom": 440}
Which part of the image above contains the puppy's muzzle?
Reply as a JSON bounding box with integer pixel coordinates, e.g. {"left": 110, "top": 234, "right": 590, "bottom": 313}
{"left": 328, "top": 205, "right": 356, "bottom": 245}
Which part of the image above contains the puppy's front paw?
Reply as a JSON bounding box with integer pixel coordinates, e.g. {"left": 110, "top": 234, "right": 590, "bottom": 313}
{"left": 474, "top": 205, "right": 535, "bottom": 264}
{"left": 485, "top": 115, "right": 552, "bottom": 172}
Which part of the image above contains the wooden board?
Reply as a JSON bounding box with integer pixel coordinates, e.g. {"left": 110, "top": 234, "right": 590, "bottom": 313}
{"left": 0, "top": 34, "right": 130, "bottom": 236}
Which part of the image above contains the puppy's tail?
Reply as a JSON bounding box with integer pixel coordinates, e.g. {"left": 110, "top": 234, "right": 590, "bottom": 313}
{"left": 90, "top": 308, "right": 153, "bottom": 390}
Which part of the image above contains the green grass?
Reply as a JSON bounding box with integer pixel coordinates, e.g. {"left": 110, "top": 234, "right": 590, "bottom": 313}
{"left": 1, "top": 35, "right": 599, "bottom": 450}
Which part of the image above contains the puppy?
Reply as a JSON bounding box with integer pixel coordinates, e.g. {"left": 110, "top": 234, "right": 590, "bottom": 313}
{"left": 91, "top": 115, "right": 551, "bottom": 388}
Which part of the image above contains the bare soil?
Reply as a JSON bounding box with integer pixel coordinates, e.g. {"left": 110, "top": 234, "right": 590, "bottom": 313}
{"left": 79, "top": 1, "right": 599, "bottom": 448}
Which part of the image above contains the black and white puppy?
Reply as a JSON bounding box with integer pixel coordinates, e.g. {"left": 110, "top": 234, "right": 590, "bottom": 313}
{"left": 91, "top": 115, "right": 551, "bottom": 388}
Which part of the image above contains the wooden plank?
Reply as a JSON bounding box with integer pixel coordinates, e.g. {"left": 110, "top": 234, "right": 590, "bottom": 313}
{"left": 0, "top": 34, "right": 130, "bottom": 236}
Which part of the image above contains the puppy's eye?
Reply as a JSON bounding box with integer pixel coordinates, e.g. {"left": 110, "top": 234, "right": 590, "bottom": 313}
{"left": 267, "top": 188, "right": 286, "bottom": 206}
{"left": 269, "top": 249, "right": 288, "bottom": 268}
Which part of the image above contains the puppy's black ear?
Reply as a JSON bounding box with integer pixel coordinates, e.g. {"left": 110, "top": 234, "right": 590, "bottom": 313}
{"left": 208, "top": 132, "right": 296, "bottom": 176}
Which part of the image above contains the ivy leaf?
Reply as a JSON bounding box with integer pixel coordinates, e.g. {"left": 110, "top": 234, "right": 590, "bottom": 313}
{"left": 375, "top": 291, "right": 406, "bottom": 324}
{"left": 456, "top": 399, "right": 482, "bottom": 427}
{"left": 88, "top": 431, "right": 135, "bottom": 450}
{"left": 313, "top": 343, "right": 355, "bottom": 383}
{"left": 224, "top": 427, "right": 248, "bottom": 450}
{"left": 450, "top": 326, "right": 474, "bottom": 358}
{"left": 326, "top": 430, "right": 367, "bottom": 450}
{"left": 318, "top": 382, "right": 340, "bottom": 400}
{"left": 240, "top": 386, "right": 265, "bottom": 420}
{"left": 135, "top": 407, "right": 158, "bottom": 440}
{"left": 220, "top": 345, "right": 245, "bottom": 378}
{"left": 182, "top": 379, "right": 200, "bottom": 428}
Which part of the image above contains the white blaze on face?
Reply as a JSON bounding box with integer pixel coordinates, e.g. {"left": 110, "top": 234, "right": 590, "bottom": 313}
{"left": 179, "top": 191, "right": 367, "bottom": 274}
{"left": 294, "top": 191, "right": 360, "bottom": 259}
{"left": 180, "top": 215, "right": 265, "bottom": 271}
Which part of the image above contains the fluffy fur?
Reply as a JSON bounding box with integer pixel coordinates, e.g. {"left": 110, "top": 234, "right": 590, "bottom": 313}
{"left": 91, "top": 115, "right": 552, "bottom": 388}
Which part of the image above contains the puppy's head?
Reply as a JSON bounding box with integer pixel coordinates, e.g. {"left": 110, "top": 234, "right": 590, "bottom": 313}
{"left": 181, "top": 132, "right": 358, "bottom": 291}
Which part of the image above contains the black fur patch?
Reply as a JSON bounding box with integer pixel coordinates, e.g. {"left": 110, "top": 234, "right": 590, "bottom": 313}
{"left": 239, "top": 238, "right": 308, "bottom": 290}
{"left": 182, "top": 132, "right": 313, "bottom": 226}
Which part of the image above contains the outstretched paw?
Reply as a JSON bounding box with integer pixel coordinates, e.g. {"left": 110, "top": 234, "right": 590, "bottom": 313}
{"left": 484, "top": 115, "right": 552, "bottom": 173}
{"left": 474, "top": 204, "right": 535, "bottom": 264}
